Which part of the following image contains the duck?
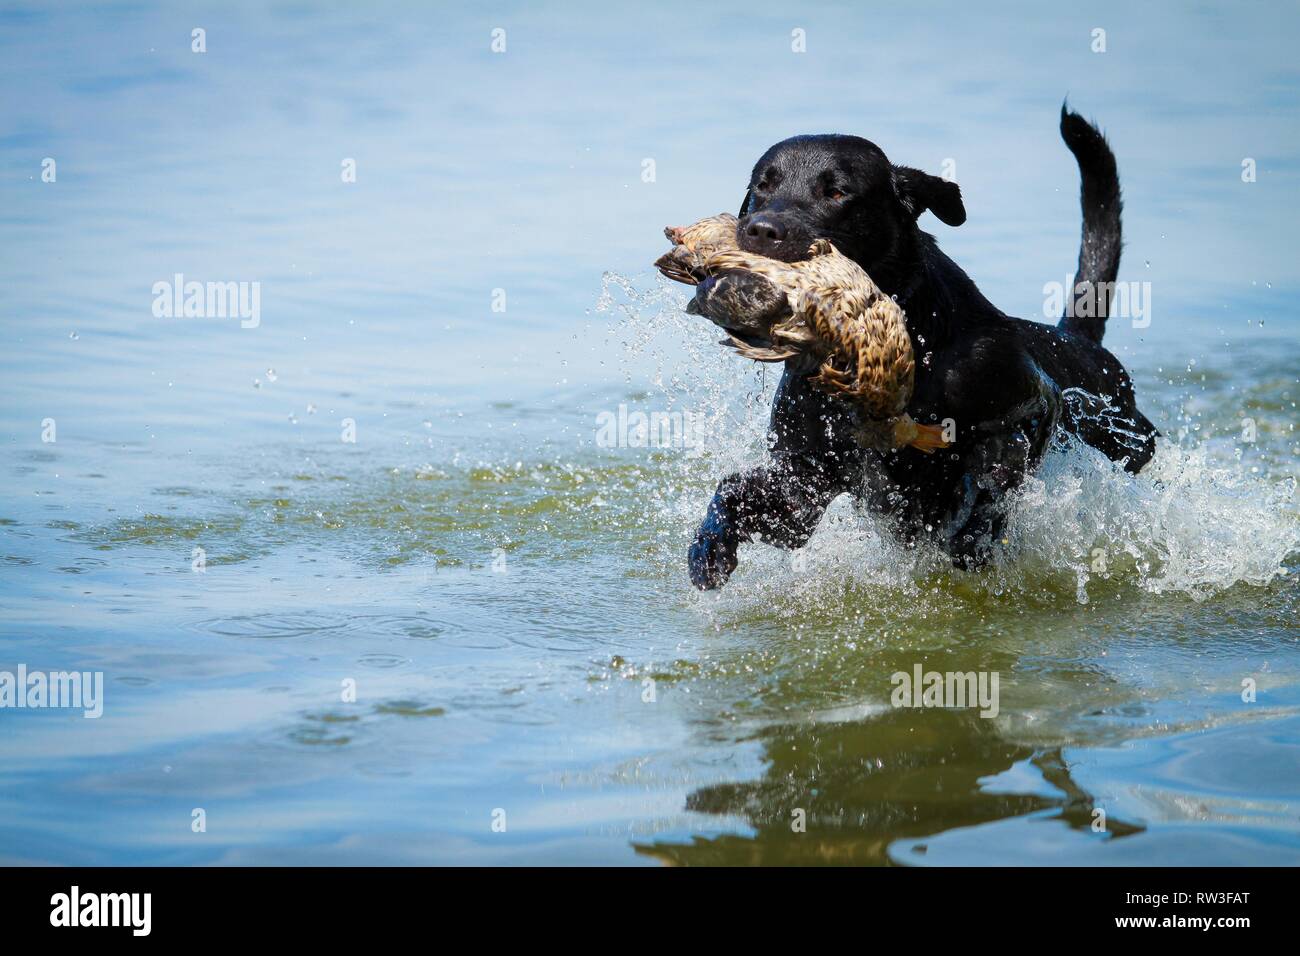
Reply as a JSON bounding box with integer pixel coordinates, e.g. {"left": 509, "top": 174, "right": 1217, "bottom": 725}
{"left": 655, "top": 213, "right": 950, "bottom": 453}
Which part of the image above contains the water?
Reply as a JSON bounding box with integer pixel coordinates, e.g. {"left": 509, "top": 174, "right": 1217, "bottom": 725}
{"left": 1, "top": 1, "right": 1298, "bottom": 865}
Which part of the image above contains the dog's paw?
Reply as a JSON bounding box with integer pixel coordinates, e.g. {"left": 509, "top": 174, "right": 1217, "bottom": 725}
{"left": 688, "top": 528, "right": 738, "bottom": 590}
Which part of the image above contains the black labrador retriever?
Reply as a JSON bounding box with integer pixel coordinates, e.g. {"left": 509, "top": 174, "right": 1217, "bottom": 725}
{"left": 687, "top": 106, "right": 1158, "bottom": 589}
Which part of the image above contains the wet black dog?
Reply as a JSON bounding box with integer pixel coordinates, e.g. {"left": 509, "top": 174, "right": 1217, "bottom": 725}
{"left": 688, "top": 106, "right": 1158, "bottom": 589}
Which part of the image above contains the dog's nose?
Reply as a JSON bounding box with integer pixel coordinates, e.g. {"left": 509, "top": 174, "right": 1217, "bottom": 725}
{"left": 744, "top": 215, "right": 787, "bottom": 245}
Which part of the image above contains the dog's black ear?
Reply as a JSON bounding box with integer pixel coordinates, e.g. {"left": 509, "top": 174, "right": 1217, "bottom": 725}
{"left": 892, "top": 165, "right": 966, "bottom": 226}
{"left": 739, "top": 188, "right": 753, "bottom": 217}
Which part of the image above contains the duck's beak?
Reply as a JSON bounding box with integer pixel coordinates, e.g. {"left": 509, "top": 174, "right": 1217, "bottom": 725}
{"left": 663, "top": 225, "right": 686, "bottom": 245}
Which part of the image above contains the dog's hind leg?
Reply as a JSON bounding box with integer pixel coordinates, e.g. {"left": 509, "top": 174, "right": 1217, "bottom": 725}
{"left": 1074, "top": 406, "right": 1159, "bottom": 474}
{"left": 1121, "top": 410, "right": 1159, "bottom": 473}
{"left": 1062, "top": 386, "right": 1160, "bottom": 474}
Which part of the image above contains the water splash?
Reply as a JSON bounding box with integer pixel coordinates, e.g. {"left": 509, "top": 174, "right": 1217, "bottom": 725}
{"left": 1005, "top": 436, "right": 1297, "bottom": 603}
{"left": 599, "top": 271, "right": 1300, "bottom": 609}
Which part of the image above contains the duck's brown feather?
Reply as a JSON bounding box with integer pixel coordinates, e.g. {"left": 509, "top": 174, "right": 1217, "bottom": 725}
{"left": 657, "top": 214, "right": 950, "bottom": 453}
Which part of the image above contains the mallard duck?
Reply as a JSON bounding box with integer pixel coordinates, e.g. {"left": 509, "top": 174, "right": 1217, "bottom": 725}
{"left": 655, "top": 213, "right": 950, "bottom": 453}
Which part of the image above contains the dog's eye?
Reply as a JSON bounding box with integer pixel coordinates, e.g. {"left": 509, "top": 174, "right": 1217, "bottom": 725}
{"left": 823, "top": 186, "right": 845, "bottom": 201}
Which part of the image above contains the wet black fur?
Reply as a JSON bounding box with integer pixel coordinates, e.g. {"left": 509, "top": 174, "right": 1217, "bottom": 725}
{"left": 687, "top": 106, "right": 1158, "bottom": 589}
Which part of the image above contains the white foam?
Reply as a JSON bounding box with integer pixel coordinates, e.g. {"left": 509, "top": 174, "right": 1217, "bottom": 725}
{"left": 1003, "top": 436, "right": 1297, "bottom": 603}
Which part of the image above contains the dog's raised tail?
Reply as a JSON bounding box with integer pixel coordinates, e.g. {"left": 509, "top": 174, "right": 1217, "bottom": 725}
{"left": 1058, "top": 104, "right": 1122, "bottom": 344}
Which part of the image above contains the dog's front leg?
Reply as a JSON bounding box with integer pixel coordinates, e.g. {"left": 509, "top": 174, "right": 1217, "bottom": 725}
{"left": 946, "top": 355, "right": 1062, "bottom": 570}
{"left": 689, "top": 458, "right": 844, "bottom": 590}
{"left": 686, "top": 278, "right": 863, "bottom": 590}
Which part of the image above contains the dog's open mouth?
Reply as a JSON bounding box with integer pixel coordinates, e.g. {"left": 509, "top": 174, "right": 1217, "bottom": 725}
{"left": 737, "top": 230, "right": 821, "bottom": 263}
{"left": 736, "top": 244, "right": 814, "bottom": 264}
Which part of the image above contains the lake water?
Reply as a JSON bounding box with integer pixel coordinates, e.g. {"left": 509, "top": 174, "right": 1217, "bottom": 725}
{"left": 1, "top": 1, "right": 1297, "bottom": 865}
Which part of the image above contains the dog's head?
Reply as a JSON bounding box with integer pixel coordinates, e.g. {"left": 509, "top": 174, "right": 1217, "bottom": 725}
{"left": 737, "top": 134, "right": 965, "bottom": 285}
